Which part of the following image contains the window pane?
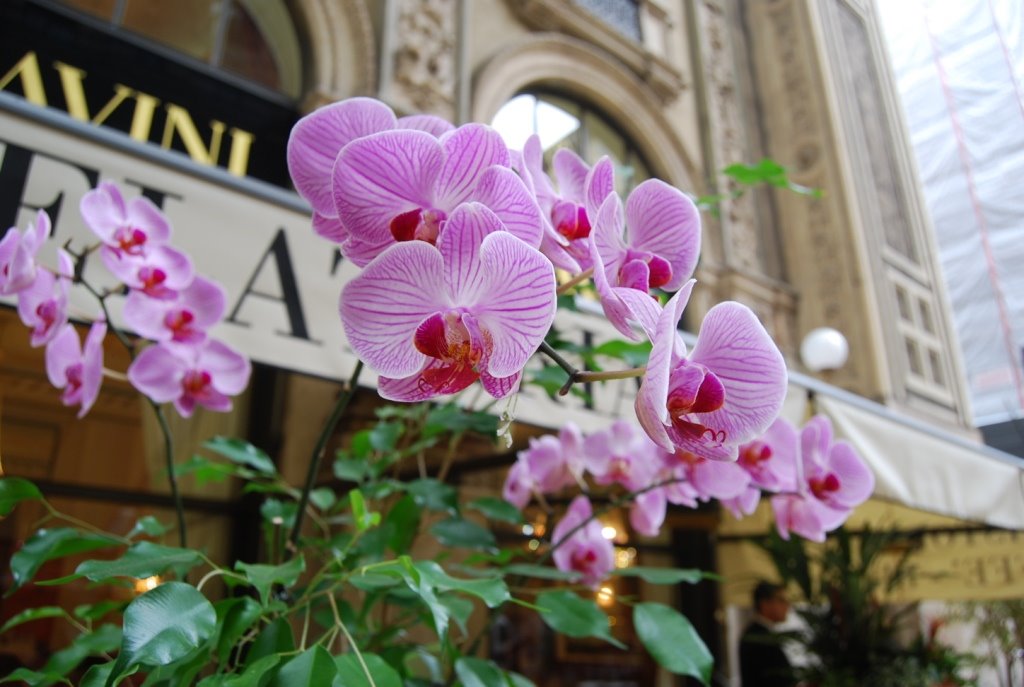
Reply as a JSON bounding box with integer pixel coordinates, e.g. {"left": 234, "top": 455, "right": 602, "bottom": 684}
{"left": 573, "top": 0, "right": 641, "bottom": 41}
{"left": 54, "top": 0, "right": 118, "bottom": 20}
{"left": 220, "top": 0, "right": 281, "bottom": 92}
{"left": 122, "top": 0, "right": 223, "bottom": 62}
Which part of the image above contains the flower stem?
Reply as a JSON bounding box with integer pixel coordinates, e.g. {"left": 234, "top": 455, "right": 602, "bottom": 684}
{"left": 556, "top": 268, "right": 593, "bottom": 296}
{"left": 287, "top": 361, "right": 364, "bottom": 554}
{"left": 536, "top": 341, "right": 646, "bottom": 396}
{"left": 150, "top": 401, "right": 186, "bottom": 548}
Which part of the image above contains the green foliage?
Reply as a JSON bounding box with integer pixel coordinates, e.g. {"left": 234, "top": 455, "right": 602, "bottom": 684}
{"left": 536, "top": 590, "right": 625, "bottom": 649}
{"left": 633, "top": 602, "right": 713, "bottom": 685}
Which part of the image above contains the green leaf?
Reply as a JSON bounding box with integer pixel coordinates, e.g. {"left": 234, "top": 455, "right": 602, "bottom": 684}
{"left": 404, "top": 479, "right": 457, "bottom": 513}
{"left": 267, "top": 646, "right": 337, "bottom": 686}
{"left": 127, "top": 516, "right": 169, "bottom": 539}
{"left": 348, "top": 572, "right": 402, "bottom": 591}
{"left": 349, "top": 430, "right": 374, "bottom": 459}
{"left": 235, "top": 555, "right": 305, "bottom": 607}
{"left": 591, "top": 339, "right": 652, "bottom": 367}
{"left": 0, "top": 477, "right": 42, "bottom": 517}
{"left": 423, "top": 404, "right": 499, "bottom": 436}
{"left": 43, "top": 624, "right": 121, "bottom": 677}
{"left": 108, "top": 582, "right": 216, "bottom": 684}
{"left": 455, "top": 657, "right": 508, "bottom": 687}
{"left": 74, "top": 600, "right": 126, "bottom": 622}
{"left": 9, "top": 528, "right": 119, "bottom": 591}
{"left": 0, "top": 606, "right": 68, "bottom": 634}
{"left": 0, "top": 668, "right": 68, "bottom": 685}
{"left": 384, "top": 495, "right": 421, "bottom": 555}
{"left": 413, "top": 561, "right": 510, "bottom": 607}
{"left": 79, "top": 662, "right": 118, "bottom": 687}
{"left": 260, "top": 498, "right": 297, "bottom": 529}
{"left": 333, "top": 652, "right": 402, "bottom": 687}
{"left": 536, "top": 590, "right": 625, "bottom": 649}
{"left": 440, "top": 594, "right": 474, "bottom": 635}
{"left": 349, "top": 489, "right": 380, "bottom": 532}
{"left": 467, "top": 497, "right": 523, "bottom": 524}
{"left": 504, "top": 563, "right": 581, "bottom": 582}
{"left": 310, "top": 487, "right": 337, "bottom": 511}
{"left": 227, "top": 654, "right": 283, "bottom": 686}
{"left": 333, "top": 452, "right": 369, "bottom": 482}
{"left": 527, "top": 365, "right": 569, "bottom": 396}
{"left": 74, "top": 542, "right": 203, "bottom": 582}
{"left": 369, "top": 421, "right": 404, "bottom": 452}
{"left": 213, "top": 597, "right": 262, "bottom": 664}
{"left": 633, "top": 602, "right": 713, "bottom": 685}
{"left": 204, "top": 436, "right": 277, "bottom": 475}
{"left": 174, "top": 455, "right": 238, "bottom": 484}
{"left": 429, "top": 518, "right": 497, "bottom": 552}
{"left": 611, "top": 567, "right": 712, "bottom": 585}
{"left": 244, "top": 618, "right": 293, "bottom": 668}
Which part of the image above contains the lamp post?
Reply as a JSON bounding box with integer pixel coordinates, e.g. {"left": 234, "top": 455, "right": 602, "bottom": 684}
{"left": 800, "top": 327, "right": 849, "bottom": 374}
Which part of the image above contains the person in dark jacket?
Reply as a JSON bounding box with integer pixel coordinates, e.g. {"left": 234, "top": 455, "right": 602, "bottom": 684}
{"left": 739, "top": 581, "right": 795, "bottom": 687}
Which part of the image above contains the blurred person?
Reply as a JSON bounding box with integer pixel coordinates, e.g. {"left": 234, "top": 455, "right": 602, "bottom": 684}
{"left": 739, "top": 581, "right": 795, "bottom": 687}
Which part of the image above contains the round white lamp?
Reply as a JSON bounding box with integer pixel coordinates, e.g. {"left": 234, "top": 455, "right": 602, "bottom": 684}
{"left": 800, "top": 327, "right": 849, "bottom": 372}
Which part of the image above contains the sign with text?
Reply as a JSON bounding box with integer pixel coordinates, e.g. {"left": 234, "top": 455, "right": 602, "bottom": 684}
{"left": 0, "top": 103, "right": 641, "bottom": 432}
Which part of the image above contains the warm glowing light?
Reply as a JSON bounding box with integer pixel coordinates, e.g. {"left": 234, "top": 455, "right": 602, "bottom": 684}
{"left": 614, "top": 547, "right": 637, "bottom": 568}
{"left": 601, "top": 526, "right": 617, "bottom": 540}
{"left": 596, "top": 585, "right": 615, "bottom": 607}
{"left": 133, "top": 576, "right": 161, "bottom": 594}
{"left": 527, "top": 539, "right": 540, "bottom": 551}
{"left": 521, "top": 524, "right": 534, "bottom": 536}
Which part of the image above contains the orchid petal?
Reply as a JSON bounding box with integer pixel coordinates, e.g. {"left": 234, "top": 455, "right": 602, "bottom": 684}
{"left": 397, "top": 114, "right": 455, "bottom": 137}
{"left": 435, "top": 124, "right": 510, "bottom": 207}
{"left": 45, "top": 324, "right": 81, "bottom": 389}
{"left": 522, "top": 134, "right": 556, "bottom": 202}
{"left": 125, "top": 197, "right": 172, "bottom": 244}
{"left": 436, "top": 202, "right": 500, "bottom": 303}
{"left": 481, "top": 370, "right": 521, "bottom": 399}
{"left": 630, "top": 488, "right": 667, "bottom": 537}
{"left": 79, "top": 321, "right": 107, "bottom": 417}
{"left": 584, "top": 157, "right": 615, "bottom": 219}
{"left": 690, "top": 459, "right": 750, "bottom": 500}
{"left": 625, "top": 180, "right": 701, "bottom": 291}
{"left": 312, "top": 212, "right": 350, "bottom": 244}
{"left": 288, "top": 98, "right": 397, "bottom": 216}
{"left": 771, "top": 494, "right": 826, "bottom": 542}
{"left": 593, "top": 193, "right": 628, "bottom": 286}
{"left": 473, "top": 233, "right": 556, "bottom": 378}
{"left": 200, "top": 339, "right": 251, "bottom": 395}
{"left": 826, "top": 440, "right": 875, "bottom": 507}
{"left": 340, "top": 241, "right": 447, "bottom": 378}
{"left": 552, "top": 148, "right": 589, "bottom": 202}
{"left": 128, "top": 344, "right": 187, "bottom": 403}
{"left": 80, "top": 182, "right": 126, "bottom": 242}
{"left": 472, "top": 166, "right": 544, "bottom": 248}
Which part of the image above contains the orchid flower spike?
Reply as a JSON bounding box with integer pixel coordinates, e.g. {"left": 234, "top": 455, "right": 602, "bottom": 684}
{"left": 0, "top": 210, "right": 51, "bottom": 295}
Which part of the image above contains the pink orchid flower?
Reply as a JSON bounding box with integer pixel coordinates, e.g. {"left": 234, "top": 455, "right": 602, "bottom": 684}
{"left": 17, "top": 250, "right": 73, "bottom": 347}
{"left": 663, "top": 449, "right": 752, "bottom": 502}
{"left": 128, "top": 338, "right": 251, "bottom": 417}
{"left": 591, "top": 181, "right": 701, "bottom": 294}
{"left": 722, "top": 418, "right": 802, "bottom": 518}
{"left": 630, "top": 487, "right": 668, "bottom": 537}
{"left": 332, "top": 124, "right": 544, "bottom": 265}
{"left": 582, "top": 420, "right": 659, "bottom": 491}
{"left": 515, "top": 422, "right": 586, "bottom": 495}
{"left": 287, "top": 98, "right": 454, "bottom": 244}
{"left": 45, "top": 320, "right": 107, "bottom": 418}
{"left": 340, "top": 202, "right": 556, "bottom": 402}
{"left": 0, "top": 210, "right": 50, "bottom": 295}
{"left": 770, "top": 416, "right": 875, "bottom": 542}
{"left": 102, "top": 245, "right": 194, "bottom": 300}
{"left": 635, "top": 282, "right": 787, "bottom": 461}
{"left": 123, "top": 275, "right": 226, "bottom": 344}
{"left": 551, "top": 495, "right": 615, "bottom": 588}
{"left": 502, "top": 460, "right": 534, "bottom": 510}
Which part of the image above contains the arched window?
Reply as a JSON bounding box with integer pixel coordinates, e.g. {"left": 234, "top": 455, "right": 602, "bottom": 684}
{"left": 491, "top": 92, "right": 652, "bottom": 196}
{"left": 54, "top": 0, "right": 302, "bottom": 98}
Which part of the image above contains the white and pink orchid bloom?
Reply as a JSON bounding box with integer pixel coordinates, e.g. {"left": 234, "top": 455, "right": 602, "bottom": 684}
{"left": 128, "top": 338, "right": 251, "bottom": 418}
{"left": 17, "top": 250, "right": 72, "bottom": 347}
{"left": 0, "top": 210, "right": 50, "bottom": 295}
{"left": 635, "top": 282, "right": 787, "bottom": 461}
{"left": 663, "top": 449, "right": 752, "bottom": 503}
{"left": 332, "top": 124, "right": 544, "bottom": 266}
{"left": 630, "top": 488, "right": 668, "bottom": 537}
{"left": 45, "top": 320, "right": 107, "bottom": 418}
{"left": 591, "top": 180, "right": 701, "bottom": 294}
{"left": 582, "top": 420, "right": 659, "bottom": 491}
{"left": 551, "top": 495, "right": 615, "bottom": 588}
{"left": 123, "top": 275, "right": 226, "bottom": 344}
{"left": 80, "top": 182, "right": 171, "bottom": 260}
{"left": 502, "top": 460, "right": 534, "bottom": 510}
{"left": 722, "top": 419, "right": 802, "bottom": 518}
{"left": 102, "top": 244, "right": 194, "bottom": 300}
{"left": 286, "top": 98, "right": 454, "bottom": 244}
{"left": 771, "top": 416, "right": 874, "bottom": 542}
{"left": 340, "top": 203, "right": 556, "bottom": 402}
{"left": 516, "top": 422, "right": 586, "bottom": 495}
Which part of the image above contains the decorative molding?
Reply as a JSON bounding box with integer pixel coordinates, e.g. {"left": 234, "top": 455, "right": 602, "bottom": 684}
{"left": 292, "top": 0, "right": 376, "bottom": 111}
{"left": 471, "top": 32, "right": 699, "bottom": 191}
{"left": 387, "top": 0, "right": 458, "bottom": 118}
{"left": 505, "top": 0, "right": 685, "bottom": 103}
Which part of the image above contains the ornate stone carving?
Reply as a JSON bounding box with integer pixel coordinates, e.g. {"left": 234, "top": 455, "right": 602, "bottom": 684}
{"left": 392, "top": 0, "right": 457, "bottom": 118}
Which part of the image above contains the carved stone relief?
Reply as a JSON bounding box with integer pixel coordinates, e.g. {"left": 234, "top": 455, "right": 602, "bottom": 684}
{"left": 391, "top": 0, "right": 457, "bottom": 118}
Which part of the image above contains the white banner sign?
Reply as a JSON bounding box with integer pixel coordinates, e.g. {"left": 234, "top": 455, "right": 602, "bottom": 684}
{"left": 0, "top": 103, "right": 639, "bottom": 432}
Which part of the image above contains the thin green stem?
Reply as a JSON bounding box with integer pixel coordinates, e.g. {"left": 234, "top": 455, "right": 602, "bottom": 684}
{"left": 288, "top": 361, "right": 364, "bottom": 555}
{"left": 536, "top": 341, "right": 646, "bottom": 396}
{"left": 149, "top": 401, "right": 187, "bottom": 548}
{"left": 556, "top": 268, "right": 594, "bottom": 296}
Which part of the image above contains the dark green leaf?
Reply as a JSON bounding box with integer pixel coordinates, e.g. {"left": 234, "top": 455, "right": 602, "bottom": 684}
{"left": 267, "top": 646, "right": 337, "bottom": 686}
{"left": 348, "top": 572, "right": 402, "bottom": 591}
{"left": 429, "top": 518, "right": 497, "bottom": 553}
{"left": 174, "top": 455, "right": 237, "bottom": 484}
{"left": 204, "top": 437, "right": 276, "bottom": 475}
{"left": 0, "top": 606, "right": 67, "bottom": 635}
{"left": 74, "top": 600, "right": 125, "bottom": 622}
{"left": 404, "top": 479, "right": 457, "bottom": 513}
{"left": 536, "top": 590, "right": 624, "bottom": 649}
{"left": 310, "top": 487, "right": 337, "bottom": 511}
{"left": 127, "top": 516, "right": 169, "bottom": 539}
{"left": 244, "top": 618, "right": 293, "bottom": 668}
{"left": 0, "top": 477, "right": 42, "bottom": 517}
{"left": 413, "top": 561, "right": 509, "bottom": 607}
{"left": 633, "top": 602, "right": 712, "bottom": 685}
{"left": 333, "top": 453, "right": 368, "bottom": 482}
{"left": 455, "top": 657, "right": 507, "bottom": 687}
{"left": 527, "top": 366, "right": 569, "bottom": 397}
{"left": 349, "top": 430, "right": 374, "bottom": 459}
{"left": 214, "top": 597, "right": 262, "bottom": 664}
{"left": 440, "top": 594, "right": 474, "bottom": 635}
{"left": 228, "top": 654, "right": 283, "bottom": 686}
{"left": 467, "top": 497, "right": 523, "bottom": 524}
{"left": 260, "top": 498, "right": 297, "bottom": 529}
{"left": 333, "top": 652, "right": 402, "bottom": 687}
{"left": 9, "top": 528, "right": 119, "bottom": 591}
{"left": 504, "top": 563, "right": 581, "bottom": 582}
{"left": 423, "top": 404, "right": 499, "bottom": 436}
{"left": 74, "top": 542, "right": 203, "bottom": 582}
{"left": 384, "top": 495, "right": 421, "bottom": 555}
{"left": 611, "top": 567, "right": 712, "bottom": 585}
{"left": 0, "top": 668, "right": 68, "bottom": 685}
{"left": 79, "top": 663, "right": 118, "bottom": 687}
{"left": 43, "top": 624, "right": 121, "bottom": 677}
{"left": 349, "top": 489, "right": 380, "bottom": 532}
{"left": 108, "top": 582, "right": 215, "bottom": 683}
{"left": 590, "top": 340, "right": 652, "bottom": 367}
{"left": 235, "top": 555, "right": 305, "bottom": 606}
